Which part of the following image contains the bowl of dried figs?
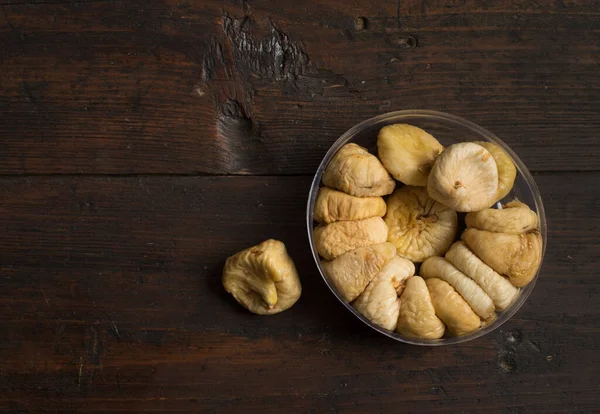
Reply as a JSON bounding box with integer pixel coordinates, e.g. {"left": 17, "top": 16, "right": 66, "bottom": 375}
{"left": 307, "top": 110, "right": 546, "bottom": 345}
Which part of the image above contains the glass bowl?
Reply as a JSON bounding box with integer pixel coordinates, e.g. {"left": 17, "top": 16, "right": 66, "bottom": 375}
{"left": 306, "top": 110, "right": 547, "bottom": 346}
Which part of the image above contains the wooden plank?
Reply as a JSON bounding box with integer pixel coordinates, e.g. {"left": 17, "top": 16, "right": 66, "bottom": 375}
{"left": 1, "top": 1, "right": 600, "bottom": 174}
{"left": 0, "top": 173, "right": 598, "bottom": 412}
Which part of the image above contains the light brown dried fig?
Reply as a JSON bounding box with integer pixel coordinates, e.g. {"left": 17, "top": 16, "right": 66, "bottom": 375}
{"left": 223, "top": 239, "right": 301, "bottom": 315}
{"left": 396, "top": 276, "right": 445, "bottom": 339}
{"left": 322, "top": 242, "right": 396, "bottom": 302}
{"left": 445, "top": 241, "right": 519, "bottom": 310}
{"left": 353, "top": 256, "right": 415, "bottom": 331}
{"left": 462, "top": 228, "right": 542, "bottom": 287}
{"left": 427, "top": 142, "right": 498, "bottom": 212}
{"left": 314, "top": 187, "right": 386, "bottom": 224}
{"left": 377, "top": 124, "right": 444, "bottom": 186}
{"left": 322, "top": 143, "right": 395, "bottom": 197}
{"left": 465, "top": 200, "right": 538, "bottom": 234}
{"left": 384, "top": 186, "right": 457, "bottom": 262}
{"left": 420, "top": 256, "right": 495, "bottom": 320}
{"left": 426, "top": 278, "right": 481, "bottom": 336}
{"left": 314, "top": 217, "right": 388, "bottom": 260}
{"left": 475, "top": 141, "right": 517, "bottom": 202}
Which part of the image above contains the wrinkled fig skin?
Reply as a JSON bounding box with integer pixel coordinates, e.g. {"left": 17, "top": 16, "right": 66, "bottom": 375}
{"left": 314, "top": 187, "right": 387, "bottom": 224}
{"left": 396, "top": 276, "right": 445, "bottom": 339}
{"left": 474, "top": 141, "right": 517, "bottom": 202}
{"left": 427, "top": 142, "right": 498, "bottom": 212}
{"left": 377, "top": 124, "right": 444, "bottom": 186}
{"left": 353, "top": 256, "right": 415, "bottom": 331}
{"left": 445, "top": 241, "right": 519, "bottom": 310}
{"left": 420, "top": 256, "right": 495, "bottom": 320}
{"left": 384, "top": 186, "right": 458, "bottom": 262}
{"left": 321, "top": 242, "right": 397, "bottom": 303}
{"left": 426, "top": 278, "right": 481, "bottom": 336}
{"left": 465, "top": 200, "right": 539, "bottom": 234}
{"left": 314, "top": 216, "right": 389, "bottom": 260}
{"left": 322, "top": 143, "right": 396, "bottom": 197}
{"left": 462, "top": 228, "right": 543, "bottom": 287}
{"left": 222, "top": 239, "right": 302, "bottom": 315}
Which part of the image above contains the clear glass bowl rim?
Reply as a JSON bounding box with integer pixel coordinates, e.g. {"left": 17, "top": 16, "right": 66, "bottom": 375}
{"left": 306, "top": 109, "right": 547, "bottom": 346}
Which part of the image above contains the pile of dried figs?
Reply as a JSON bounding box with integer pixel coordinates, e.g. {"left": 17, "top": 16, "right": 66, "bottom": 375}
{"left": 313, "top": 124, "right": 542, "bottom": 339}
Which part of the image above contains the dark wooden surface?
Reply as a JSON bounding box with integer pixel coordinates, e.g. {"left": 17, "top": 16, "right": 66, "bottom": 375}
{"left": 1, "top": 1, "right": 599, "bottom": 412}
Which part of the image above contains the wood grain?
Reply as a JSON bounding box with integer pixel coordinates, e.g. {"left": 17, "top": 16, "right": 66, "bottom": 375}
{"left": 2, "top": 1, "right": 600, "bottom": 175}
{"left": 0, "top": 173, "right": 598, "bottom": 412}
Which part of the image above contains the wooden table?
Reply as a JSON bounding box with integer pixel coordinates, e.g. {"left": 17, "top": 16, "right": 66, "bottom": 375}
{"left": 1, "top": 1, "right": 599, "bottom": 412}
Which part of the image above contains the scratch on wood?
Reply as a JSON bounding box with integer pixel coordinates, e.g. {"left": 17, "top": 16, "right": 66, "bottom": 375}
{"left": 202, "top": 13, "right": 309, "bottom": 86}
{"left": 40, "top": 289, "right": 50, "bottom": 308}
{"left": 111, "top": 320, "right": 121, "bottom": 340}
{"left": 77, "top": 357, "right": 83, "bottom": 391}
{"left": 221, "top": 13, "right": 309, "bottom": 81}
{"left": 88, "top": 326, "right": 103, "bottom": 365}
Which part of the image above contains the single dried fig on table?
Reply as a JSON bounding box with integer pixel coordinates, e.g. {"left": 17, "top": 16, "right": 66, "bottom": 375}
{"left": 396, "top": 276, "right": 445, "bottom": 339}
{"left": 427, "top": 142, "right": 498, "bottom": 212}
{"left": 465, "top": 200, "right": 538, "bottom": 234}
{"left": 322, "top": 143, "right": 396, "bottom": 197}
{"left": 314, "top": 216, "right": 388, "bottom": 260}
{"left": 353, "top": 256, "right": 415, "bottom": 331}
{"left": 474, "top": 141, "right": 517, "bottom": 203}
{"left": 426, "top": 278, "right": 481, "bottom": 336}
{"left": 384, "top": 186, "right": 457, "bottom": 262}
{"left": 377, "top": 124, "right": 444, "bottom": 186}
{"left": 462, "top": 228, "right": 542, "bottom": 287}
{"left": 222, "top": 239, "right": 301, "bottom": 315}
{"left": 314, "top": 187, "right": 386, "bottom": 224}
{"left": 421, "top": 256, "right": 495, "bottom": 320}
{"left": 445, "top": 241, "right": 519, "bottom": 310}
{"left": 321, "top": 242, "right": 396, "bottom": 302}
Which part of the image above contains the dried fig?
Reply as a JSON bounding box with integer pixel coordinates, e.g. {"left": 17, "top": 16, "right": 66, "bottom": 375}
{"left": 314, "top": 217, "right": 388, "bottom": 260}
{"left": 465, "top": 200, "right": 538, "bottom": 234}
{"left": 462, "top": 228, "right": 542, "bottom": 287}
{"left": 353, "top": 256, "right": 415, "bottom": 331}
{"left": 445, "top": 241, "right": 519, "bottom": 310}
{"left": 421, "top": 256, "right": 495, "bottom": 320}
{"left": 427, "top": 142, "right": 498, "bottom": 212}
{"left": 475, "top": 141, "right": 517, "bottom": 202}
{"left": 314, "top": 187, "right": 386, "bottom": 224}
{"left": 426, "top": 278, "right": 481, "bottom": 336}
{"left": 396, "top": 276, "right": 445, "bottom": 339}
{"left": 377, "top": 124, "right": 444, "bottom": 186}
{"left": 222, "top": 239, "right": 301, "bottom": 315}
{"left": 384, "top": 186, "right": 457, "bottom": 262}
{"left": 322, "top": 242, "right": 396, "bottom": 302}
{"left": 322, "top": 143, "right": 395, "bottom": 197}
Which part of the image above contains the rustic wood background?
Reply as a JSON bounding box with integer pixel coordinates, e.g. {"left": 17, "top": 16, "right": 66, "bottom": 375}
{"left": 1, "top": 0, "right": 599, "bottom": 412}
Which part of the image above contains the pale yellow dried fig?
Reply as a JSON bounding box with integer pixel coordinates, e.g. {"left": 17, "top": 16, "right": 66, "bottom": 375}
{"left": 223, "top": 239, "right": 301, "bottom": 315}
{"left": 314, "top": 217, "right": 388, "bottom": 260}
{"left": 322, "top": 143, "right": 395, "bottom": 197}
{"left": 396, "top": 276, "right": 445, "bottom": 339}
{"left": 353, "top": 256, "right": 415, "bottom": 331}
{"left": 377, "top": 124, "right": 444, "bottom": 186}
{"left": 314, "top": 187, "right": 386, "bottom": 224}
{"left": 427, "top": 142, "right": 498, "bottom": 212}
{"left": 462, "top": 228, "right": 542, "bottom": 287}
{"left": 445, "top": 241, "right": 519, "bottom": 310}
{"left": 475, "top": 141, "right": 517, "bottom": 202}
{"left": 426, "top": 278, "right": 481, "bottom": 336}
{"left": 384, "top": 186, "right": 457, "bottom": 262}
{"left": 465, "top": 200, "right": 538, "bottom": 234}
{"left": 420, "top": 256, "right": 495, "bottom": 320}
{"left": 322, "top": 242, "right": 396, "bottom": 302}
